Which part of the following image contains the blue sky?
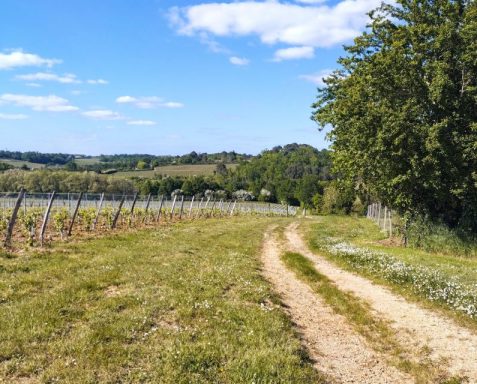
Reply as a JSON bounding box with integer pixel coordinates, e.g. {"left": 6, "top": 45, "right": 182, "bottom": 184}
{"left": 0, "top": 0, "right": 379, "bottom": 155}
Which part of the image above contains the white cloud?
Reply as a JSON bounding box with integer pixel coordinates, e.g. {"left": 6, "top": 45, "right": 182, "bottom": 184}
{"left": 169, "top": 0, "right": 379, "bottom": 51}
{"left": 229, "top": 56, "right": 250, "bottom": 66}
{"left": 116, "top": 96, "right": 184, "bottom": 109}
{"left": 15, "top": 72, "right": 80, "bottom": 84}
{"left": 82, "top": 109, "right": 124, "bottom": 120}
{"left": 26, "top": 83, "right": 42, "bottom": 87}
{"left": 0, "top": 93, "right": 78, "bottom": 112}
{"left": 0, "top": 113, "right": 29, "bottom": 120}
{"left": 0, "top": 50, "right": 61, "bottom": 70}
{"left": 127, "top": 120, "right": 157, "bottom": 126}
{"left": 299, "top": 69, "right": 333, "bottom": 86}
{"left": 273, "top": 46, "right": 314, "bottom": 61}
{"left": 87, "top": 78, "right": 108, "bottom": 85}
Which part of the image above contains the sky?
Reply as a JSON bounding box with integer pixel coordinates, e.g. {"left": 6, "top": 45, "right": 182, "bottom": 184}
{"left": 0, "top": 0, "right": 380, "bottom": 156}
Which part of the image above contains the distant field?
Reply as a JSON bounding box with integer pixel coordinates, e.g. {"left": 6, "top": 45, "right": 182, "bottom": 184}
{"left": 75, "top": 157, "right": 102, "bottom": 166}
{"left": 111, "top": 163, "right": 238, "bottom": 178}
{"left": 0, "top": 158, "right": 45, "bottom": 169}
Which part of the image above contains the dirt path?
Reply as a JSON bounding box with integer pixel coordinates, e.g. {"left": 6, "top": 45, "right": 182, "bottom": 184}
{"left": 285, "top": 222, "right": 477, "bottom": 382}
{"left": 261, "top": 228, "right": 413, "bottom": 383}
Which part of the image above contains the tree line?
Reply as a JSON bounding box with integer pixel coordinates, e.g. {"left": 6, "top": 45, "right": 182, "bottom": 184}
{"left": 0, "top": 144, "right": 351, "bottom": 210}
{"left": 312, "top": 0, "right": 477, "bottom": 234}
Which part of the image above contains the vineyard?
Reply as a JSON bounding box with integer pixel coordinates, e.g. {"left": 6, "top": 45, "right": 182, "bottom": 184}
{"left": 0, "top": 191, "right": 297, "bottom": 248}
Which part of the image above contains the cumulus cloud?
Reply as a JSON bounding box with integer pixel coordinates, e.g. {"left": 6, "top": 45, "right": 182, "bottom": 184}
{"left": 169, "top": 0, "right": 380, "bottom": 54}
{"left": 116, "top": 96, "right": 184, "bottom": 109}
{"left": 299, "top": 68, "right": 334, "bottom": 86}
{"left": 0, "top": 113, "right": 29, "bottom": 120}
{"left": 0, "top": 50, "right": 61, "bottom": 70}
{"left": 0, "top": 93, "right": 78, "bottom": 112}
{"left": 273, "top": 46, "right": 314, "bottom": 61}
{"left": 87, "top": 78, "right": 108, "bottom": 85}
{"left": 82, "top": 110, "right": 124, "bottom": 120}
{"left": 229, "top": 56, "right": 250, "bottom": 66}
{"left": 16, "top": 72, "right": 80, "bottom": 84}
{"left": 127, "top": 120, "right": 157, "bottom": 126}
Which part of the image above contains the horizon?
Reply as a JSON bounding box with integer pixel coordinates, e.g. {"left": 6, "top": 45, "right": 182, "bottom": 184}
{"left": 0, "top": 0, "right": 380, "bottom": 155}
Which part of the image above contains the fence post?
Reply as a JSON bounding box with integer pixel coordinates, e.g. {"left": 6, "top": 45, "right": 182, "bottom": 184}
{"left": 210, "top": 199, "right": 216, "bottom": 217}
{"left": 3, "top": 189, "right": 25, "bottom": 247}
{"left": 130, "top": 193, "right": 138, "bottom": 215}
{"left": 67, "top": 192, "right": 83, "bottom": 237}
{"left": 188, "top": 195, "right": 195, "bottom": 218}
{"left": 156, "top": 195, "right": 165, "bottom": 222}
{"left": 40, "top": 191, "right": 56, "bottom": 247}
{"left": 377, "top": 203, "right": 382, "bottom": 226}
{"left": 179, "top": 196, "right": 185, "bottom": 219}
{"left": 170, "top": 195, "right": 177, "bottom": 220}
{"left": 225, "top": 200, "right": 232, "bottom": 216}
{"left": 92, "top": 193, "right": 104, "bottom": 230}
{"left": 389, "top": 210, "right": 393, "bottom": 237}
{"left": 111, "top": 195, "right": 125, "bottom": 229}
{"left": 230, "top": 200, "right": 237, "bottom": 216}
{"left": 144, "top": 193, "right": 152, "bottom": 213}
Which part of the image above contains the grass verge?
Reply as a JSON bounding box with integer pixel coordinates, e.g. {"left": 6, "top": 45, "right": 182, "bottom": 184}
{"left": 281, "top": 251, "right": 465, "bottom": 384}
{"left": 301, "top": 216, "right": 477, "bottom": 330}
{"left": 0, "top": 217, "right": 321, "bottom": 383}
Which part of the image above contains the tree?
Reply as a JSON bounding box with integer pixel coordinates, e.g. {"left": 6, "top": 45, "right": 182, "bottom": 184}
{"left": 312, "top": 0, "right": 477, "bottom": 231}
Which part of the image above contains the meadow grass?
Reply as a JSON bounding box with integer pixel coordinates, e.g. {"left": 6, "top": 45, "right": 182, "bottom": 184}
{"left": 0, "top": 217, "right": 322, "bottom": 383}
{"left": 0, "top": 159, "right": 45, "bottom": 169}
{"left": 302, "top": 216, "right": 477, "bottom": 328}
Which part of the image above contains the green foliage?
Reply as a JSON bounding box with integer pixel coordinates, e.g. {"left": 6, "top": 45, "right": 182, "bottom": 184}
{"left": 53, "top": 208, "right": 70, "bottom": 239}
{"left": 312, "top": 0, "right": 477, "bottom": 232}
{"left": 78, "top": 207, "right": 97, "bottom": 231}
{"left": 18, "top": 208, "right": 42, "bottom": 246}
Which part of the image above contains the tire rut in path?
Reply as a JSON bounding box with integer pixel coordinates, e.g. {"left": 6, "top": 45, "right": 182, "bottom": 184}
{"left": 261, "top": 228, "right": 413, "bottom": 384}
{"left": 285, "top": 222, "right": 477, "bottom": 382}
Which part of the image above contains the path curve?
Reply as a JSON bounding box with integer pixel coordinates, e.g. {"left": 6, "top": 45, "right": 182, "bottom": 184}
{"left": 261, "top": 228, "right": 412, "bottom": 383}
{"left": 285, "top": 222, "right": 477, "bottom": 381}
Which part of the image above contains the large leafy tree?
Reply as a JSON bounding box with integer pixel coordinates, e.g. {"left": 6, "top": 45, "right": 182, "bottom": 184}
{"left": 312, "top": 0, "right": 477, "bottom": 231}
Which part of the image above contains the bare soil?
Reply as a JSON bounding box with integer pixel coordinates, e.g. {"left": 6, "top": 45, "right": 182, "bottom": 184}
{"left": 261, "top": 228, "right": 413, "bottom": 383}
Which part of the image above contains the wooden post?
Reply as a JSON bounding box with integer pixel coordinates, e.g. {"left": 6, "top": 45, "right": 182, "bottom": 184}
{"left": 179, "top": 196, "right": 185, "bottom": 219}
{"left": 377, "top": 203, "right": 382, "bottom": 226}
{"left": 188, "top": 195, "right": 195, "bottom": 218}
{"left": 225, "top": 200, "right": 232, "bottom": 216}
{"left": 111, "top": 195, "right": 125, "bottom": 229}
{"left": 156, "top": 195, "right": 165, "bottom": 221}
{"left": 3, "top": 189, "right": 25, "bottom": 247}
{"left": 92, "top": 193, "right": 104, "bottom": 230}
{"left": 170, "top": 195, "right": 177, "bottom": 220}
{"left": 67, "top": 192, "right": 83, "bottom": 237}
{"left": 383, "top": 206, "right": 388, "bottom": 232}
{"left": 210, "top": 199, "right": 216, "bottom": 217}
{"left": 196, "top": 197, "right": 204, "bottom": 218}
{"left": 144, "top": 193, "right": 152, "bottom": 213}
{"left": 130, "top": 193, "right": 138, "bottom": 215}
{"left": 40, "top": 191, "right": 56, "bottom": 247}
{"left": 230, "top": 200, "right": 237, "bottom": 216}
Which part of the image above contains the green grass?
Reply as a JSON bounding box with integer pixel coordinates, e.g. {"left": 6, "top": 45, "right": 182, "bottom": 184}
{"left": 74, "top": 157, "right": 102, "bottom": 166}
{"left": 302, "top": 216, "right": 477, "bottom": 328}
{"left": 0, "top": 217, "right": 322, "bottom": 383}
{"left": 0, "top": 159, "right": 45, "bottom": 169}
{"left": 109, "top": 163, "right": 238, "bottom": 178}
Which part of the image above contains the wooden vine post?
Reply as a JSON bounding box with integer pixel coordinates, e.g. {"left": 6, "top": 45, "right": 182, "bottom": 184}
{"left": 188, "top": 195, "right": 195, "bottom": 218}
{"left": 179, "top": 196, "right": 185, "bottom": 219}
{"left": 92, "top": 193, "right": 104, "bottom": 230}
{"left": 230, "top": 200, "right": 237, "bottom": 216}
{"left": 130, "top": 193, "right": 138, "bottom": 215}
{"left": 40, "top": 191, "right": 56, "bottom": 247}
{"left": 144, "top": 193, "right": 152, "bottom": 213}
{"left": 170, "top": 195, "right": 177, "bottom": 220}
{"left": 156, "top": 195, "right": 165, "bottom": 222}
{"left": 111, "top": 195, "right": 125, "bottom": 229}
{"left": 3, "top": 189, "right": 25, "bottom": 247}
{"left": 67, "top": 192, "right": 83, "bottom": 237}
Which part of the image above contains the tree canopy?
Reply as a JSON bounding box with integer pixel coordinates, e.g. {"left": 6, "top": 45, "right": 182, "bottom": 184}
{"left": 312, "top": 0, "right": 477, "bottom": 232}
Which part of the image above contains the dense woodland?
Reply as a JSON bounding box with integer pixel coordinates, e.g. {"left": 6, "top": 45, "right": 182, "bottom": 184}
{"left": 313, "top": 0, "right": 477, "bottom": 234}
